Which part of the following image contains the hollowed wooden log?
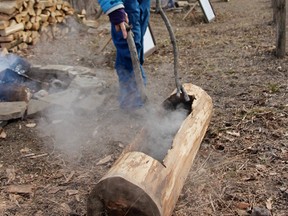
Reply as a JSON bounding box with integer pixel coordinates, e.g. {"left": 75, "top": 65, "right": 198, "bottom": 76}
{"left": 87, "top": 83, "right": 213, "bottom": 216}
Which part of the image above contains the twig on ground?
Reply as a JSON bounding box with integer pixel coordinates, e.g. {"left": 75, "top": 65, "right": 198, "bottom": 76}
{"left": 209, "top": 193, "right": 216, "bottom": 212}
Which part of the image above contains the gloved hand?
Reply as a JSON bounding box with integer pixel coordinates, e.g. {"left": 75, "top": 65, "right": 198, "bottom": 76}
{"left": 108, "top": 8, "right": 129, "bottom": 39}
{"left": 109, "top": 8, "right": 126, "bottom": 25}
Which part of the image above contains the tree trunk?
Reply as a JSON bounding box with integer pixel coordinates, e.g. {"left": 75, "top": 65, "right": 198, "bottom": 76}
{"left": 275, "top": 0, "right": 286, "bottom": 58}
{"left": 66, "top": 0, "right": 98, "bottom": 16}
{"left": 87, "top": 83, "right": 213, "bottom": 216}
{"left": 272, "top": 0, "right": 277, "bottom": 23}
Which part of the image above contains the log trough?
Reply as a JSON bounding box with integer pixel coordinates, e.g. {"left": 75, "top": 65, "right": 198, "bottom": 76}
{"left": 87, "top": 83, "right": 213, "bottom": 216}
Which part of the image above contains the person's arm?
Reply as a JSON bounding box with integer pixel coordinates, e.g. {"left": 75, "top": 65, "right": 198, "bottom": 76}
{"left": 98, "top": 0, "right": 129, "bottom": 38}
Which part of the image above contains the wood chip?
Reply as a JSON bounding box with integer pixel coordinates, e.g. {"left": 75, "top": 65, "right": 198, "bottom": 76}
{"left": 266, "top": 197, "right": 273, "bottom": 210}
{"left": 61, "top": 203, "right": 72, "bottom": 213}
{"left": 29, "top": 153, "right": 48, "bottom": 159}
{"left": 22, "top": 153, "right": 35, "bottom": 158}
{"left": 96, "top": 154, "right": 113, "bottom": 165}
{"left": 6, "top": 168, "right": 16, "bottom": 183}
{"left": 47, "top": 186, "right": 62, "bottom": 194}
{"left": 64, "top": 171, "right": 75, "bottom": 183}
{"left": 34, "top": 210, "right": 44, "bottom": 216}
{"left": 8, "top": 194, "right": 21, "bottom": 207}
{"left": 25, "top": 123, "right": 37, "bottom": 128}
{"left": 269, "top": 172, "right": 278, "bottom": 176}
{"left": 65, "top": 189, "right": 78, "bottom": 196}
{"left": 5, "top": 184, "right": 34, "bottom": 194}
{"left": 255, "top": 164, "right": 267, "bottom": 171}
{"left": 75, "top": 194, "right": 80, "bottom": 202}
{"left": 0, "top": 128, "right": 7, "bottom": 139}
{"left": 226, "top": 130, "right": 240, "bottom": 137}
{"left": 235, "top": 202, "right": 250, "bottom": 210}
{"left": 20, "top": 147, "right": 31, "bottom": 153}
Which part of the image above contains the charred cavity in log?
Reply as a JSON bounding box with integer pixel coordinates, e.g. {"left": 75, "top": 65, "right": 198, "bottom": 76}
{"left": 162, "top": 93, "right": 195, "bottom": 113}
{"left": 137, "top": 94, "right": 195, "bottom": 163}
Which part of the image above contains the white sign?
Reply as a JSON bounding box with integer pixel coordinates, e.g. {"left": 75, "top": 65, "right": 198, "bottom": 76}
{"left": 143, "top": 25, "right": 156, "bottom": 57}
{"left": 199, "top": 0, "right": 216, "bottom": 23}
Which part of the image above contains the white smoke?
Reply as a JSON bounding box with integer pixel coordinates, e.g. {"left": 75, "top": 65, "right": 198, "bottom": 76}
{"left": 138, "top": 103, "right": 189, "bottom": 161}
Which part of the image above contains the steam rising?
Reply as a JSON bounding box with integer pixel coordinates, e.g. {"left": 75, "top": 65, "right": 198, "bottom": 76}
{"left": 30, "top": 16, "right": 189, "bottom": 163}
{"left": 37, "top": 94, "right": 189, "bottom": 163}
{"left": 140, "top": 105, "right": 189, "bottom": 161}
{"left": 38, "top": 108, "right": 84, "bottom": 157}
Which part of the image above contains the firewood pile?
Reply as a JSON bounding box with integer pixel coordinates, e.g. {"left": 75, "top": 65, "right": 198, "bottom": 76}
{"left": 0, "top": 0, "right": 75, "bottom": 53}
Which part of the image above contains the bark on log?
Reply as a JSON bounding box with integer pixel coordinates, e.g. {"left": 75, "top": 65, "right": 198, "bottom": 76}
{"left": 87, "top": 83, "right": 213, "bottom": 216}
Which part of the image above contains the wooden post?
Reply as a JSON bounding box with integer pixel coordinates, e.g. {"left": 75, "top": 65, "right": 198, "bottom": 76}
{"left": 272, "top": 0, "right": 277, "bottom": 23}
{"left": 87, "top": 83, "right": 213, "bottom": 216}
{"left": 275, "top": 0, "right": 286, "bottom": 58}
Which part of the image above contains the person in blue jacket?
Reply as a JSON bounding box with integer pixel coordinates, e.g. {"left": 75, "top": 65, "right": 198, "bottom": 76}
{"left": 98, "top": 0, "right": 150, "bottom": 110}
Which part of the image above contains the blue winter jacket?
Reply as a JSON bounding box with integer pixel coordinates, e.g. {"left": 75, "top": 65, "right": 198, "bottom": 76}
{"left": 98, "top": 0, "right": 124, "bottom": 14}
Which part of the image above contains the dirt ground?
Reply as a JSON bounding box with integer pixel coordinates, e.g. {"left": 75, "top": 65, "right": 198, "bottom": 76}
{"left": 1, "top": 0, "right": 288, "bottom": 215}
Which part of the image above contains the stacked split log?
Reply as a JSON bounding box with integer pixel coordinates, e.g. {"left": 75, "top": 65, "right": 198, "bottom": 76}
{"left": 0, "top": 0, "right": 74, "bottom": 52}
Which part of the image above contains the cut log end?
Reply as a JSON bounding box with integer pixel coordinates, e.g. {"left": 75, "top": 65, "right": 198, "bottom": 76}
{"left": 87, "top": 177, "right": 160, "bottom": 216}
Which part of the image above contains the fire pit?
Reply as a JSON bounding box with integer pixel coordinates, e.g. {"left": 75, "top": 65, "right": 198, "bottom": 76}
{"left": 0, "top": 54, "right": 107, "bottom": 121}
